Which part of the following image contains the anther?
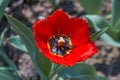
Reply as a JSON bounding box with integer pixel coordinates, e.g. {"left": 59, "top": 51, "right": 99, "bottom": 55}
{"left": 48, "top": 35, "right": 72, "bottom": 56}
{"left": 58, "top": 37, "right": 65, "bottom": 47}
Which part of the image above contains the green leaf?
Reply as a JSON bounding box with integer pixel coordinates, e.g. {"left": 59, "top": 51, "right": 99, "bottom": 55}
{"left": 48, "top": 64, "right": 64, "bottom": 79}
{"left": 83, "top": 15, "right": 110, "bottom": 30}
{"left": 5, "top": 14, "right": 35, "bottom": 56}
{"left": 78, "top": 0, "right": 102, "bottom": 14}
{"left": 96, "top": 75, "right": 107, "bottom": 80}
{"left": 5, "top": 14, "right": 52, "bottom": 80}
{"left": 99, "top": 32, "right": 120, "bottom": 47}
{"left": 90, "top": 27, "right": 108, "bottom": 41}
{"left": 0, "top": 67, "right": 19, "bottom": 80}
{"left": 0, "top": 28, "right": 8, "bottom": 46}
{"left": 72, "top": 75, "right": 96, "bottom": 80}
{"left": 84, "top": 15, "right": 120, "bottom": 47}
{"left": 58, "top": 63, "right": 96, "bottom": 80}
{"left": 0, "top": 0, "right": 10, "bottom": 21}
{"left": 0, "top": 27, "right": 17, "bottom": 72}
{"left": 105, "top": 14, "right": 112, "bottom": 20}
{"left": 112, "top": 0, "right": 120, "bottom": 29}
{"left": 35, "top": 50, "right": 52, "bottom": 77}
{"left": 7, "top": 35, "right": 28, "bottom": 52}
{"left": 0, "top": 49, "right": 18, "bottom": 72}
{"left": 56, "top": 76, "right": 64, "bottom": 80}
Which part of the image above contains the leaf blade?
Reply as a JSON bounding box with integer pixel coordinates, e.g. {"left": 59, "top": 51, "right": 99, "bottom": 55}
{"left": 58, "top": 63, "right": 96, "bottom": 80}
{"left": 112, "top": 0, "right": 120, "bottom": 29}
{"left": 90, "top": 27, "right": 108, "bottom": 41}
{"left": 78, "top": 0, "right": 102, "bottom": 14}
{"left": 5, "top": 14, "right": 52, "bottom": 80}
{"left": 0, "top": 0, "right": 10, "bottom": 21}
{"left": 7, "top": 35, "right": 28, "bottom": 52}
{"left": 96, "top": 75, "right": 107, "bottom": 80}
{"left": 0, "top": 67, "right": 19, "bottom": 80}
{"left": 0, "top": 27, "right": 17, "bottom": 72}
{"left": 84, "top": 15, "right": 120, "bottom": 47}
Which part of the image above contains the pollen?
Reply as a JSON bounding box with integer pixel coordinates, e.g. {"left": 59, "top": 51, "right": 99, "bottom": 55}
{"left": 48, "top": 34, "right": 72, "bottom": 56}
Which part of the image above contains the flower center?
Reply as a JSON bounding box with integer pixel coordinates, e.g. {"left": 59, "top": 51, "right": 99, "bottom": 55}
{"left": 48, "top": 35, "right": 72, "bottom": 56}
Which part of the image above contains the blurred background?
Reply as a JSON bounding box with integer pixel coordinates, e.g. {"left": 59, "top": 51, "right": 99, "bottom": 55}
{"left": 0, "top": 0, "right": 120, "bottom": 80}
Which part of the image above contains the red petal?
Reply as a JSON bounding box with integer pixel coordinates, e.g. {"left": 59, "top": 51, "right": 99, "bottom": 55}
{"left": 36, "top": 39, "right": 97, "bottom": 66}
{"left": 32, "top": 9, "right": 98, "bottom": 67}
{"left": 47, "top": 9, "right": 69, "bottom": 34}
{"left": 66, "top": 18, "right": 90, "bottom": 46}
{"left": 79, "top": 42, "right": 98, "bottom": 61}
{"left": 32, "top": 20, "right": 52, "bottom": 43}
{"left": 61, "top": 18, "right": 87, "bottom": 35}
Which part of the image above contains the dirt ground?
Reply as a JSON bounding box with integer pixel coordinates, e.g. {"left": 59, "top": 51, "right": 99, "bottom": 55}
{"left": 0, "top": 0, "right": 120, "bottom": 80}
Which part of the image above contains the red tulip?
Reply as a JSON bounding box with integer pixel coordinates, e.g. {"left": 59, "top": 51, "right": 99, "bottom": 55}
{"left": 32, "top": 9, "right": 97, "bottom": 67}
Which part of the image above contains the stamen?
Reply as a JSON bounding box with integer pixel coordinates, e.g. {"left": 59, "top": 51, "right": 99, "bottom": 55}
{"left": 58, "top": 37, "right": 65, "bottom": 47}
{"left": 48, "top": 34, "right": 72, "bottom": 56}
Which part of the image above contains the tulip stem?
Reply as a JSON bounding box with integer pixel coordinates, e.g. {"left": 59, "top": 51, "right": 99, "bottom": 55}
{"left": 48, "top": 63, "right": 64, "bottom": 80}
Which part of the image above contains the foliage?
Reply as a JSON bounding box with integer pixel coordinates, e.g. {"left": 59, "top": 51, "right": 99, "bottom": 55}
{"left": 78, "top": 0, "right": 102, "bottom": 14}
{"left": 0, "top": 67, "right": 19, "bottom": 80}
{"left": 0, "top": 0, "right": 10, "bottom": 21}
{"left": 5, "top": 12, "right": 107, "bottom": 80}
{"left": 1, "top": 0, "right": 120, "bottom": 80}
